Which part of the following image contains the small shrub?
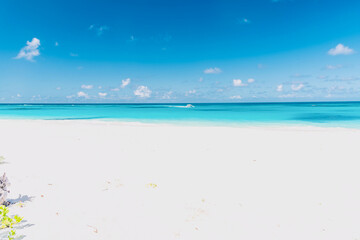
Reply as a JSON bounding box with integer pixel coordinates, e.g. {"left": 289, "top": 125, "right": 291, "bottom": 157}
{"left": 0, "top": 205, "right": 23, "bottom": 240}
{"left": 146, "top": 183, "right": 158, "bottom": 188}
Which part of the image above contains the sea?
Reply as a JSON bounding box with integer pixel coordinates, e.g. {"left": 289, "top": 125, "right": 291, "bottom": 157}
{"left": 0, "top": 102, "right": 360, "bottom": 128}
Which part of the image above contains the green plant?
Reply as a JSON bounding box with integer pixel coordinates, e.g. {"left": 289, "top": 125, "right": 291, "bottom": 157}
{"left": 0, "top": 205, "right": 23, "bottom": 240}
{"left": 0, "top": 156, "right": 5, "bottom": 162}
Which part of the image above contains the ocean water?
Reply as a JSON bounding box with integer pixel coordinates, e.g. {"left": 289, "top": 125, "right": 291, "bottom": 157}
{"left": 0, "top": 102, "right": 360, "bottom": 128}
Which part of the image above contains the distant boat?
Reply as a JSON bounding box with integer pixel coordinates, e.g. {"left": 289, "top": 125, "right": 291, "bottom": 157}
{"left": 170, "top": 104, "right": 195, "bottom": 108}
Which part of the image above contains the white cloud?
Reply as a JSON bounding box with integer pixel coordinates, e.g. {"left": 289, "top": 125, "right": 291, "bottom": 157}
{"left": 128, "top": 35, "right": 137, "bottom": 42}
{"left": 185, "top": 90, "right": 196, "bottom": 96}
{"left": 279, "top": 93, "right": 295, "bottom": 98}
{"left": 16, "top": 93, "right": 21, "bottom": 97}
{"left": 328, "top": 44, "right": 354, "bottom": 56}
{"left": 247, "top": 78, "right": 255, "bottom": 83}
{"left": 204, "top": 67, "right": 222, "bottom": 74}
{"left": 77, "top": 91, "right": 89, "bottom": 98}
{"left": 15, "top": 38, "right": 40, "bottom": 61}
{"left": 98, "top": 92, "right": 107, "bottom": 97}
{"left": 238, "top": 18, "right": 251, "bottom": 24}
{"left": 89, "top": 24, "right": 109, "bottom": 36}
{"left": 233, "top": 79, "right": 247, "bottom": 87}
{"left": 291, "top": 73, "right": 311, "bottom": 78}
{"left": 70, "top": 53, "right": 78, "bottom": 57}
{"left": 162, "top": 91, "right": 173, "bottom": 99}
{"left": 339, "top": 76, "right": 360, "bottom": 81}
{"left": 277, "top": 84, "right": 283, "bottom": 92}
{"left": 230, "top": 95, "right": 242, "bottom": 99}
{"left": 121, "top": 78, "right": 131, "bottom": 88}
{"left": 55, "top": 42, "right": 59, "bottom": 46}
{"left": 56, "top": 87, "right": 61, "bottom": 90}
{"left": 291, "top": 83, "right": 304, "bottom": 91}
{"left": 81, "top": 84, "right": 93, "bottom": 89}
{"left": 31, "top": 94, "right": 42, "bottom": 100}
{"left": 185, "top": 89, "right": 196, "bottom": 96}
{"left": 134, "top": 86, "right": 151, "bottom": 98}
{"left": 325, "top": 64, "right": 343, "bottom": 70}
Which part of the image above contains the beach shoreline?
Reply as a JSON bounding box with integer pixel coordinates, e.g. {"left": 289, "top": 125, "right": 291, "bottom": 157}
{"left": 1, "top": 119, "right": 360, "bottom": 239}
{"left": 1, "top": 118, "right": 359, "bottom": 131}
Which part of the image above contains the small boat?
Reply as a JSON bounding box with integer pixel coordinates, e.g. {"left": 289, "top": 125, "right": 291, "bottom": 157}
{"left": 170, "top": 104, "right": 195, "bottom": 108}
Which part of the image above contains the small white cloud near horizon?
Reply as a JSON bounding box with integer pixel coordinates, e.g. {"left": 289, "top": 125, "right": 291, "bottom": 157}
{"left": 15, "top": 38, "right": 40, "bottom": 61}
{"left": 204, "top": 67, "right": 222, "bottom": 74}
{"left": 233, "top": 79, "right": 247, "bottom": 87}
{"left": 186, "top": 90, "right": 196, "bottom": 96}
{"left": 328, "top": 44, "right": 354, "bottom": 56}
{"left": 291, "top": 83, "right": 304, "bottom": 91}
{"left": 134, "top": 86, "right": 151, "bottom": 98}
{"left": 56, "top": 87, "right": 61, "bottom": 90}
{"left": 279, "top": 93, "right": 295, "bottom": 98}
{"left": 77, "top": 91, "right": 89, "bottom": 98}
{"left": 277, "top": 84, "right": 283, "bottom": 92}
{"left": 98, "top": 92, "right": 108, "bottom": 97}
{"left": 81, "top": 84, "right": 93, "bottom": 89}
{"left": 121, "top": 78, "right": 131, "bottom": 88}
{"left": 162, "top": 91, "right": 173, "bottom": 99}
{"left": 247, "top": 78, "right": 255, "bottom": 83}
{"left": 230, "top": 95, "right": 242, "bottom": 99}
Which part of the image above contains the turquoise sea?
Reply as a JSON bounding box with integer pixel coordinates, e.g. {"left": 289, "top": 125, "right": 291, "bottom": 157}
{"left": 1, "top": 102, "right": 360, "bottom": 128}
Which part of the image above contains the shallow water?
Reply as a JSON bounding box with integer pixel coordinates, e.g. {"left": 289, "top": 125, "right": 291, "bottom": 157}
{"left": 1, "top": 102, "right": 360, "bottom": 128}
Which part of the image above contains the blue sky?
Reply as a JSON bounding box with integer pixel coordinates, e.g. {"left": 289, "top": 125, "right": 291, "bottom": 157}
{"left": 1, "top": 0, "right": 360, "bottom": 103}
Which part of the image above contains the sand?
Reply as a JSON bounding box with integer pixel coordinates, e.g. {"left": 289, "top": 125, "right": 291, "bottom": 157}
{"left": 0, "top": 119, "right": 359, "bottom": 240}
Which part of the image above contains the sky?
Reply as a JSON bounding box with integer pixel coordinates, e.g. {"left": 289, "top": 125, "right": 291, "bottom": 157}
{"left": 1, "top": 0, "right": 360, "bottom": 103}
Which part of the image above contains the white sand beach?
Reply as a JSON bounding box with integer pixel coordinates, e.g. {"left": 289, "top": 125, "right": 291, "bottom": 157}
{"left": 1, "top": 120, "right": 360, "bottom": 240}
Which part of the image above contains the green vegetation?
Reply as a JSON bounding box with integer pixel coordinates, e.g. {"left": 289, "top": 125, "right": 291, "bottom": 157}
{"left": 0, "top": 205, "right": 23, "bottom": 240}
